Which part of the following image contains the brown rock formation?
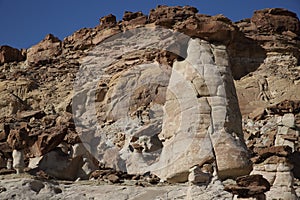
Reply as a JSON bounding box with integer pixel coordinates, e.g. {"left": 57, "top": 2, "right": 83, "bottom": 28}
{"left": 99, "top": 14, "right": 117, "bottom": 29}
{"left": 225, "top": 174, "right": 270, "bottom": 198}
{"left": 0, "top": 46, "right": 25, "bottom": 65}
{"left": 122, "top": 11, "right": 147, "bottom": 29}
{"left": 251, "top": 8, "right": 300, "bottom": 35}
{"left": 148, "top": 5, "right": 198, "bottom": 28}
{"left": 27, "top": 34, "right": 62, "bottom": 66}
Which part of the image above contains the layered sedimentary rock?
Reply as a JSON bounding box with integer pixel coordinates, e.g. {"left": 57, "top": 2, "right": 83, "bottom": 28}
{"left": 152, "top": 39, "right": 251, "bottom": 181}
{"left": 0, "top": 5, "right": 299, "bottom": 199}
{"left": 242, "top": 101, "right": 300, "bottom": 199}
{"left": 72, "top": 25, "right": 251, "bottom": 182}
{"left": 235, "top": 8, "right": 300, "bottom": 118}
{"left": 27, "top": 34, "right": 62, "bottom": 66}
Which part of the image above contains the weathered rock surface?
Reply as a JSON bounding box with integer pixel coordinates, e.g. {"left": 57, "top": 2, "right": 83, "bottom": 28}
{"left": 122, "top": 11, "right": 147, "bottom": 29}
{"left": 27, "top": 34, "right": 62, "bottom": 66}
{"left": 0, "top": 175, "right": 233, "bottom": 200}
{"left": 235, "top": 8, "right": 300, "bottom": 118}
{"left": 0, "top": 5, "right": 299, "bottom": 200}
{"left": 73, "top": 28, "right": 251, "bottom": 183}
{"left": 149, "top": 5, "right": 198, "bottom": 27}
{"left": 0, "top": 46, "right": 25, "bottom": 65}
{"left": 153, "top": 38, "right": 251, "bottom": 181}
{"left": 251, "top": 8, "right": 300, "bottom": 35}
{"left": 224, "top": 174, "right": 270, "bottom": 198}
{"left": 0, "top": 177, "right": 63, "bottom": 200}
{"left": 243, "top": 108, "right": 300, "bottom": 199}
{"left": 38, "top": 149, "right": 84, "bottom": 181}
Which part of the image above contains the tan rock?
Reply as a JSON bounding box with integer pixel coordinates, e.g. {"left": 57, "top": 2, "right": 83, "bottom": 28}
{"left": 273, "top": 171, "right": 294, "bottom": 187}
{"left": 72, "top": 143, "right": 98, "bottom": 179}
{"left": 188, "top": 165, "right": 211, "bottom": 184}
{"left": 266, "top": 186, "right": 298, "bottom": 200}
{"left": 27, "top": 34, "right": 62, "bottom": 66}
{"left": 107, "top": 174, "right": 120, "bottom": 183}
{"left": 63, "top": 28, "right": 93, "bottom": 50}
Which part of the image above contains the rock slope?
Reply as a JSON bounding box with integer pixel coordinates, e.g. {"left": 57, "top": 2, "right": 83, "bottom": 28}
{"left": 0, "top": 5, "right": 299, "bottom": 200}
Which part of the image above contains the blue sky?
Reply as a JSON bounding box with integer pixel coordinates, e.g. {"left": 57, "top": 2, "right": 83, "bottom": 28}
{"left": 1, "top": 0, "right": 299, "bottom": 49}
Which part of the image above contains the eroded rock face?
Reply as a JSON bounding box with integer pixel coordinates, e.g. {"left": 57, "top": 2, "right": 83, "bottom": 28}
{"left": 0, "top": 46, "right": 25, "bottom": 65}
{"left": 235, "top": 8, "right": 300, "bottom": 120}
{"left": 153, "top": 39, "right": 251, "bottom": 181}
{"left": 251, "top": 8, "right": 300, "bottom": 35}
{"left": 243, "top": 109, "right": 300, "bottom": 199}
{"left": 149, "top": 5, "right": 198, "bottom": 28}
{"left": 63, "top": 28, "right": 93, "bottom": 51}
{"left": 174, "top": 14, "right": 237, "bottom": 44}
{"left": 99, "top": 14, "right": 117, "bottom": 29}
{"left": 1, "top": 6, "right": 300, "bottom": 199}
{"left": 73, "top": 26, "right": 251, "bottom": 182}
{"left": 27, "top": 34, "right": 62, "bottom": 66}
{"left": 122, "top": 11, "right": 147, "bottom": 29}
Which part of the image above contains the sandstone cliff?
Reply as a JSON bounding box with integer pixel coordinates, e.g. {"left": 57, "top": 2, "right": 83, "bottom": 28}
{"left": 0, "top": 5, "right": 299, "bottom": 200}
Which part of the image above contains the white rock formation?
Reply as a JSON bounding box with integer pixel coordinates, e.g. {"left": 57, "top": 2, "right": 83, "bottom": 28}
{"left": 73, "top": 28, "right": 251, "bottom": 182}
{"left": 12, "top": 149, "right": 25, "bottom": 174}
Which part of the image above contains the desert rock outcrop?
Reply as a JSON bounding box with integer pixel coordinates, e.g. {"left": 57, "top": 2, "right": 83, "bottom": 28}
{"left": 0, "top": 5, "right": 299, "bottom": 200}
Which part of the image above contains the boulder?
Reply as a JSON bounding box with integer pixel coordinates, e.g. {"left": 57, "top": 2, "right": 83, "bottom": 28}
{"left": 225, "top": 174, "right": 270, "bottom": 198}
{"left": 253, "top": 145, "right": 292, "bottom": 163}
{"left": 236, "top": 174, "right": 270, "bottom": 189}
{"left": 188, "top": 165, "right": 211, "bottom": 184}
{"left": 30, "top": 125, "right": 68, "bottom": 156}
{"left": 38, "top": 148, "right": 84, "bottom": 180}
{"left": 7, "top": 126, "right": 31, "bottom": 150}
